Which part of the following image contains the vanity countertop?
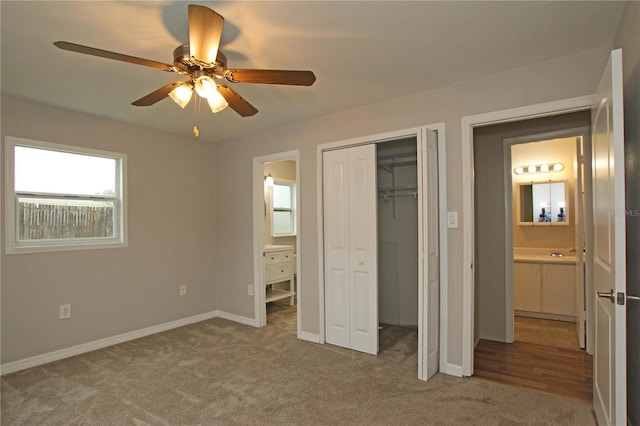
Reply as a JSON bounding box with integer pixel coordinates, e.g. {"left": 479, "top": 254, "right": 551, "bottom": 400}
{"left": 513, "top": 247, "right": 577, "bottom": 264}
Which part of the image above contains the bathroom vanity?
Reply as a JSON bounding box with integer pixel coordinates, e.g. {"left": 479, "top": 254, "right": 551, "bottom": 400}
{"left": 513, "top": 248, "right": 577, "bottom": 320}
{"left": 264, "top": 244, "right": 295, "bottom": 306}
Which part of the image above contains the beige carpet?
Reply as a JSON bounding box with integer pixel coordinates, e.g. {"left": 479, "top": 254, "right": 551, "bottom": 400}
{"left": 2, "top": 306, "right": 596, "bottom": 425}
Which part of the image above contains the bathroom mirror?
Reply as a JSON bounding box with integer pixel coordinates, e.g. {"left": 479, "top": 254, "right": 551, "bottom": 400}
{"left": 517, "top": 181, "right": 568, "bottom": 225}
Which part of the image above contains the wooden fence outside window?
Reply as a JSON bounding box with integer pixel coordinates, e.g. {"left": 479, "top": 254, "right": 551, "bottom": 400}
{"left": 18, "top": 202, "right": 114, "bottom": 240}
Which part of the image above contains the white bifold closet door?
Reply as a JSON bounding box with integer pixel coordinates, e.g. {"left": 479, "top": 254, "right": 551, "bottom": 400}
{"left": 323, "top": 144, "right": 378, "bottom": 355}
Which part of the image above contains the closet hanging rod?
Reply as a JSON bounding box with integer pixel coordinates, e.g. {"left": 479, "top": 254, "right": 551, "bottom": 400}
{"left": 378, "top": 185, "right": 417, "bottom": 192}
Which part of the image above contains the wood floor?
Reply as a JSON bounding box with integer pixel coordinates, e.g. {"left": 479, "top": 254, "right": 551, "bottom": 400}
{"left": 474, "top": 317, "right": 593, "bottom": 403}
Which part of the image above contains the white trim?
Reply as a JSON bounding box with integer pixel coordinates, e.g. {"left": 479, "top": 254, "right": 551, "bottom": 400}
{"left": 460, "top": 95, "right": 594, "bottom": 377}
{"left": 252, "top": 150, "right": 301, "bottom": 334}
{"left": 299, "top": 331, "right": 321, "bottom": 344}
{"left": 317, "top": 124, "right": 448, "bottom": 381}
{"left": 1, "top": 310, "right": 219, "bottom": 375}
{"left": 214, "top": 310, "right": 259, "bottom": 327}
{"left": 440, "top": 363, "right": 464, "bottom": 377}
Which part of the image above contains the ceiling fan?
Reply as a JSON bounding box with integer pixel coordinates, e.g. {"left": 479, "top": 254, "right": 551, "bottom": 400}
{"left": 54, "top": 4, "right": 316, "bottom": 136}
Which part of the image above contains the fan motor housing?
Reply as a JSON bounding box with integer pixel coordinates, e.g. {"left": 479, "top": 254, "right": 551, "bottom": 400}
{"left": 173, "top": 44, "right": 227, "bottom": 76}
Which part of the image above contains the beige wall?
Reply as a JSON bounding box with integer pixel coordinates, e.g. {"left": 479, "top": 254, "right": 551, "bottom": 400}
{"left": 1, "top": 97, "right": 217, "bottom": 363}
{"left": 214, "top": 45, "right": 612, "bottom": 368}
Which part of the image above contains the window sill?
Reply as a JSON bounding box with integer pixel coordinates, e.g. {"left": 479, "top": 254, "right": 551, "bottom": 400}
{"left": 6, "top": 239, "right": 127, "bottom": 255}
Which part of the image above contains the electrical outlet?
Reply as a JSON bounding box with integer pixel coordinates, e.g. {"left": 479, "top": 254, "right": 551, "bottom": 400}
{"left": 179, "top": 284, "right": 187, "bottom": 296}
{"left": 59, "top": 304, "right": 71, "bottom": 320}
{"left": 248, "top": 285, "right": 254, "bottom": 296}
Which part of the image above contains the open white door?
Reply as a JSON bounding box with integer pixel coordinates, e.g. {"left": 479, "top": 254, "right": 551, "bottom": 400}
{"left": 419, "top": 129, "right": 440, "bottom": 380}
{"left": 323, "top": 144, "right": 378, "bottom": 355}
{"left": 592, "top": 48, "right": 626, "bottom": 426}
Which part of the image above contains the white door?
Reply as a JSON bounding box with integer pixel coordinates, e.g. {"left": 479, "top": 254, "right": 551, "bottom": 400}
{"left": 592, "top": 48, "right": 626, "bottom": 426}
{"left": 575, "top": 136, "right": 586, "bottom": 349}
{"left": 419, "top": 129, "right": 440, "bottom": 380}
{"left": 323, "top": 144, "right": 378, "bottom": 355}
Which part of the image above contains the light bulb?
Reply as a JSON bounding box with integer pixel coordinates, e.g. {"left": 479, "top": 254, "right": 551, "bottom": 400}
{"left": 168, "top": 83, "right": 193, "bottom": 108}
{"left": 206, "top": 88, "right": 228, "bottom": 113}
{"left": 528, "top": 165, "right": 536, "bottom": 173}
{"left": 540, "top": 164, "right": 549, "bottom": 172}
{"left": 194, "top": 75, "right": 216, "bottom": 98}
{"left": 514, "top": 166, "right": 524, "bottom": 175}
{"left": 553, "top": 163, "right": 564, "bottom": 171}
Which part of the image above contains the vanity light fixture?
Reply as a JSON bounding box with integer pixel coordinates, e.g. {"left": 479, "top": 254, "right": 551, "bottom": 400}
{"left": 514, "top": 162, "right": 564, "bottom": 175}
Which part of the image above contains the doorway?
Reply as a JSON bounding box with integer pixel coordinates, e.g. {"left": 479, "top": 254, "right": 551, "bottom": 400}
{"left": 470, "top": 111, "right": 594, "bottom": 401}
{"left": 252, "top": 150, "right": 301, "bottom": 334}
{"left": 508, "top": 134, "right": 588, "bottom": 351}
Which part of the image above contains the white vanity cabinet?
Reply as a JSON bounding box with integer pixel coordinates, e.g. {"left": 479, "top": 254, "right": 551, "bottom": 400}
{"left": 541, "top": 263, "right": 576, "bottom": 316}
{"left": 264, "top": 245, "right": 295, "bottom": 305}
{"left": 513, "top": 262, "right": 542, "bottom": 312}
{"left": 513, "top": 260, "right": 576, "bottom": 319}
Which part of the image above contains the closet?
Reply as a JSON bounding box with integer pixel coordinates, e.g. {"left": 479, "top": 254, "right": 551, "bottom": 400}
{"left": 321, "top": 128, "right": 440, "bottom": 379}
{"left": 377, "top": 138, "right": 419, "bottom": 328}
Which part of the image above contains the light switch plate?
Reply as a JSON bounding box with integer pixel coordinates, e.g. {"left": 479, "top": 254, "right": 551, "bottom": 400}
{"left": 447, "top": 211, "right": 459, "bottom": 228}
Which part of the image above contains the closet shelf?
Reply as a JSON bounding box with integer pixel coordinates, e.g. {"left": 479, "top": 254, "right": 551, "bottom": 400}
{"left": 378, "top": 185, "right": 418, "bottom": 199}
{"left": 377, "top": 153, "right": 417, "bottom": 173}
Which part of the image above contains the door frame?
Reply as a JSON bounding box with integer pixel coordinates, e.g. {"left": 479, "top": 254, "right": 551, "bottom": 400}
{"left": 502, "top": 126, "right": 592, "bottom": 347}
{"left": 252, "top": 150, "right": 301, "bottom": 335}
{"left": 461, "top": 95, "right": 595, "bottom": 376}
{"left": 316, "top": 123, "right": 448, "bottom": 381}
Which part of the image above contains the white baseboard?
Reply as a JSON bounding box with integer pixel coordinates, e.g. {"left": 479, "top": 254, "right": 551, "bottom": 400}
{"left": 1, "top": 310, "right": 245, "bottom": 376}
{"left": 214, "top": 310, "right": 259, "bottom": 327}
{"left": 298, "top": 331, "right": 321, "bottom": 343}
{"left": 440, "top": 363, "right": 464, "bottom": 377}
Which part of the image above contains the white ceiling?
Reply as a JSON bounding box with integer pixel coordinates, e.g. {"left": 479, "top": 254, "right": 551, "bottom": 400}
{"left": 1, "top": 1, "right": 627, "bottom": 143}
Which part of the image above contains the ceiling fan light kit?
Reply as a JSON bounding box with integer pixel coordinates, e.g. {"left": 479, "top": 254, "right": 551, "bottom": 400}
{"left": 168, "top": 83, "right": 193, "bottom": 109}
{"left": 53, "top": 4, "right": 316, "bottom": 137}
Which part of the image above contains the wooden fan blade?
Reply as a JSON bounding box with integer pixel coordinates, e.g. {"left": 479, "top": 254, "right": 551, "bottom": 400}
{"left": 216, "top": 85, "right": 258, "bottom": 117}
{"left": 225, "top": 69, "right": 316, "bottom": 86}
{"left": 188, "top": 5, "right": 224, "bottom": 64}
{"left": 132, "top": 81, "right": 184, "bottom": 106}
{"left": 54, "top": 41, "right": 175, "bottom": 71}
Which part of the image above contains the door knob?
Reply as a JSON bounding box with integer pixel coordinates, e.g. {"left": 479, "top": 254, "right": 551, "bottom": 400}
{"left": 598, "top": 289, "right": 640, "bottom": 304}
{"left": 597, "top": 289, "right": 615, "bottom": 303}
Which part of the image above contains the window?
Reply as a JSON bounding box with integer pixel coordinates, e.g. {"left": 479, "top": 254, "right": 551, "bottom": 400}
{"left": 272, "top": 179, "right": 296, "bottom": 236}
{"left": 5, "top": 137, "right": 126, "bottom": 253}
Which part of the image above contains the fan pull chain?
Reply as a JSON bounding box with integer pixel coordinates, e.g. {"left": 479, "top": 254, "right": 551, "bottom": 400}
{"left": 193, "top": 95, "right": 201, "bottom": 137}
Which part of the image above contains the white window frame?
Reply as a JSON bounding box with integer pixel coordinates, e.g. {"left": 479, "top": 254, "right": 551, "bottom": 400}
{"left": 271, "top": 178, "right": 296, "bottom": 237}
{"left": 4, "top": 136, "right": 127, "bottom": 254}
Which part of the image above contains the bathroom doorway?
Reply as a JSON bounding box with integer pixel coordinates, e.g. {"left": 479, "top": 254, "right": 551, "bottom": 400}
{"left": 252, "top": 151, "right": 300, "bottom": 334}
{"left": 508, "top": 134, "right": 587, "bottom": 350}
